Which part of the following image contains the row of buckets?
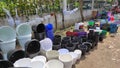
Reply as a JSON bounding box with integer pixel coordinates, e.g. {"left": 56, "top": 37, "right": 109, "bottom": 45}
{"left": 0, "top": 19, "right": 119, "bottom": 68}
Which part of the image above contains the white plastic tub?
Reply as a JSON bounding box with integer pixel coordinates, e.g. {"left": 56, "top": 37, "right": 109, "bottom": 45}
{"left": 46, "top": 50, "right": 59, "bottom": 60}
{"left": 45, "top": 59, "right": 64, "bottom": 68}
{"left": 68, "top": 52, "right": 78, "bottom": 64}
{"left": 40, "top": 38, "right": 53, "bottom": 56}
{"left": 14, "top": 58, "right": 31, "bottom": 67}
{"left": 58, "top": 48, "right": 69, "bottom": 55}
{"left": 59, "top": 54, "right": 73, "bottom": 68}
{"left": 31, "top": 55, "right": 46, "bottom": 64}
{"left": 30, "top": 61, "right": 45, "bottom": 68}
{"left": 74, "top": 50, "right": 82, "bottom": 60}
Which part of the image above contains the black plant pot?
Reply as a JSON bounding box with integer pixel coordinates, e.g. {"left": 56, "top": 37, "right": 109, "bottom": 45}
{"left": 65, "top": 43, "right": 76, "bottom": 51}
{"left": 52, "top": 44, "right": 61, "bottom": 50}
{"left": 88, "top": 30, "right": 95, "bottom": 40}
{"left": 0, "top": 60, "right": 13, "bottom": 68}
{"left": 81, "top": 36, "right": 87, "bottom": 43}
{"left": 62, "top": 36, "right": 71, "bottom": 44}
{"left": 7, "top": 49, "right": 26, "bottom": 63}
{"left": 86, "top": 40, "right": 96, "bottom": 49}
{"left": 94, "top": 32, "right": 99, "bottom": 46}
{"left": 99, "top": 33, "right": 104, "bottom": 42}
{"left": 78, "top": 45, "right": 88, "bottom": 55}
{"left": 25, "top": 39, "right": 40, "bottom": 56}
{"left": 34, "top": 32, "right": 45, "bottom": 41}
{"left": 32, "top": 23, "right": 46, "bottom": 41}
{"left": 53, "top": 35, "right": 61, "bottom": 45}
{"left": 71, "top": 40, "right": 79, "bottom": 49}
{"left": 82, "top": 42, "right": 92, "bottom": 52}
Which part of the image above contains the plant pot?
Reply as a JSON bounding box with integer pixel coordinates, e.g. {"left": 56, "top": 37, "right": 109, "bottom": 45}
{"left": 62, "top": 36, "right": 71, "bottom": 44}
{"left": 59, "top": 54, "right": 73, "bottom": 68}
{"left": 53, "top": 44, "right": 61, "bottom": 50}
{"left": 25, "top": 39, "right": 40, "bottom": 58}
{"left": 46, "top": 50, "right": 59, "bottom": 60}
{"left": 7, "top": 49, "right": 26, "bottom": 63}
{"left": 45, "top": 59, "right": 64, "bottom": 68}
{"left": 31, "top": 55, "right": 46, "bottom": 64}
{"left": 110, "top": 23, "right": 117, "bottom": 33}
{"left": 66, "top": 31, "right": 73, "bottom": 36}
{"left": 58, "top": 48, "right": 69, "bottom": 55}
{"left": 34, "top": 32, "right": 45, "bottom": 41}
{"left": 0, "top": 60, "right": 13, "bottom": 68}
{"left": 53, "top": 35, "right": 61, "bottom": 45}
{"left": 65, "top": 43, "right": 76, "bottom": 51}
{"left": 78, "top": 45, "right": 88, "bottom": 55}
{"left": 32, "top": 23, "right": 46, "bottom": 41}
{"left": 68, "top": 52, "right": 78, "bottom": 64}
{"left": 82, "top": 42, "right": 92, "bottom": 52}
{"left": 74, "top": 50, "right": 82, "bottom": 60}
{"left": 14, "top": 58, "right": 31, "bottom": 67}
{"left": 71, "top": 40, "right": 79, "bottom": 49}
{"left": 40, "top": 38, "right": 53, "bottom": 56}
{"left": 0, "top": 39, "right": 16, "bottom": 60}
{"left": 17, "top": 34, "right": 32, "bottom": 50}
{"left": 30, "top": 61, "right": 45, "bottom": 68}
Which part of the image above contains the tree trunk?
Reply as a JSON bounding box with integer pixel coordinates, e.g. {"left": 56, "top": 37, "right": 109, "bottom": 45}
{"left": 79, "top": 0, "right": 84, "bottom": 22}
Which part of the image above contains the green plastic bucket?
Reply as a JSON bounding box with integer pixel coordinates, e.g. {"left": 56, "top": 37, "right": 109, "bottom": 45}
{"left": 88, "top": 21, "right": 95, "bottom": 26}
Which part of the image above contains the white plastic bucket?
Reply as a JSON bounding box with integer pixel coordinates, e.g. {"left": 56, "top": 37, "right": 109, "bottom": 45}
{"left": 0, "top": 39, "right": 16, "bottom": 60}
{"left": 46, "top": 50, "right": 59, "bottom": 60}
{"left": 0, "top": 26, "right": 16, "bottom": 41}
{"left": 40, "top": 38, "right": 53, "bottom": 56}
{"left": 68, "top": 52, "right": 78, "bottom": 64}
{"left": 16, "top": 23, "right": 32, "bottom": 36}
{"left": 74, "top": 50, "right": 82, "bottom": 60}
{"left": 30, "top": 61, "right": 45, "bottom": 68}
{"left": 58, "top": 48, "right": 69, "bottom": 55}
{"left": 14, "top": 58, "right": 31, "bottom": 67}
{"left": 45, "top": 59, "right": 64, "bottom": 68}
{"left": 17, "top": 34, "right": 32, "bottom": 50}
{"left": 31, "top": 55, "right": 46, "bottom": 64}
{"left": 59, "top": 54, "right": 73, "bottom": 68}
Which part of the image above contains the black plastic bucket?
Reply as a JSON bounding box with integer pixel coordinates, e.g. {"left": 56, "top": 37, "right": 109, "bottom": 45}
{"left": 32, "top": 23, "right": 46, "bottom": 41}
{"left": 53, "top": 35, "right": 61, "bottom": 45}
{"left": 0, "top": 60, "right": 13, "bottom": 68}
{"left": 82, "top": 42, "right": 92, "bottom": 52}
{"left": 52, "top": 44, "right": 61, "bottom": 50}
{"left": 78, "top": 45, "right": 88, "bottom": 55}
{"left": 25, "top": 39, "right": 40, "bottom": 55}
{"left": 65, "top": 43, "right": 76, "bottom": 51}
{"left": 7, "top": 49, "right": 26, "bottom": 63}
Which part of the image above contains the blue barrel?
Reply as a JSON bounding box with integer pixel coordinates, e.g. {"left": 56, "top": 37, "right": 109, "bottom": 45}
{"left": 46, "top": 23, "right": 54, "bottom": 40}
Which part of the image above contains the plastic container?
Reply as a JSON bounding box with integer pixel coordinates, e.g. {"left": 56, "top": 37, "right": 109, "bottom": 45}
{"left": 82, "top": 42, "right": 92, "bottom": 52}
{"left": 68, "top": 52, "right": 78, "bottom": 64}
{"left": 46, "top": 50, "right": 59, "bottom": 60}
{"left": 14, "top": 58, "right": 31, "bottom": 67}
{"left": 78, "top": 45, "right": 88, "bottom": 55}
{"left": 32, "top": 23, "right": 46, "bottom": 41}
{"left": 17, "top": 34, "right": 32, "bottom": 50}
{"left": 74, "top": 50, "right": 82, "bottom": 60}
{"left": 0, "top": 39, "right": 16, "bottom": 60}
{"left": 7, "top": 49, "right": 26, "bottom": 63}
{"left": 16, "top": 23, "right": 32, "bottom": 36}
{"left": 46, "top": 23, "right": 54, "bottom": 40}
{"left": 0, "top": 26, "right": 16, "bottom": 41}
{"left": 53, "top": 35, "right": 61, "bottom": 45}
{"left": 110, "top": 23, "right": 117, "bottom": 33}
{"left": 58, "top": 48, "right": 69, "bottom": 55}
{"left": 88, "top": 21, "right": 95, "bottom": 26}
{"left": 65, "top": 43, "right": 76, "bottom": 51}
{"left": 59, "top": 54, "right": 73, "bottom": 68}
{"left": 0, "top": 53, "right": 3, "bottom": 60}
{"left": 45, "top": 59, "right": 64, "bottom": 68}
{"left": 30, "top": 61, "right": 45, "bottom": 68}
{"left": 25, "top": 39, "right": 40, "bottom": 58}
{"left": 0, "top": 60, "right": 13, "bottom": 68}
{"left": 52, "top": 44, "right": 61, "bottom": 50}
{"left": 40, "top": 38, "right": 53, "bottom": 56}
{"left": 31, "top": 55, "right": 46, "bottom": 64}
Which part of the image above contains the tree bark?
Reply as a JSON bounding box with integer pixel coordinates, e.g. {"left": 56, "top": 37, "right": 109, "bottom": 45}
{"left": 79, "top": 0, "right": 84, "bottom": 22}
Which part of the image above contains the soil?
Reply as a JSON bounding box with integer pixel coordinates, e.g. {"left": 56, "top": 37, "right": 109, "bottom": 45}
{"left": 55, "top": 26, "right": 120, "bottom": 68}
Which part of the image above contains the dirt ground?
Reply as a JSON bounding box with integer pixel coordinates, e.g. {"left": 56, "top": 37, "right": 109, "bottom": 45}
{"left": 55, "top": 26, "right": 120, "bottom": 68}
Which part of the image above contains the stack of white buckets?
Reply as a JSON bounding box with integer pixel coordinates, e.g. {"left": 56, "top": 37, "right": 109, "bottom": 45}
{"left": 0, "top": 23, "right": 82, "bottom": 68}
